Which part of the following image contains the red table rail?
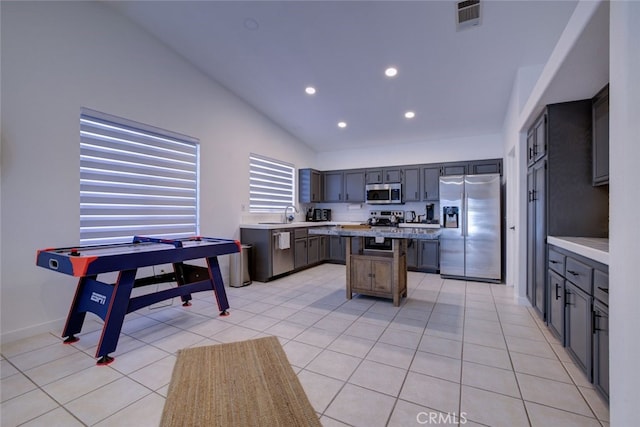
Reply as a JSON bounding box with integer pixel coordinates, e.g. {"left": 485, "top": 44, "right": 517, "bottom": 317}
{"left": 36, "top": 236, "right": 241, "bottom": 365}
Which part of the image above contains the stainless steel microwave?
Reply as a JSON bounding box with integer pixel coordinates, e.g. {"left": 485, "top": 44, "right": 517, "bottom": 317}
{"left": 365, "top": 183, "right": 402, "bottom": 204}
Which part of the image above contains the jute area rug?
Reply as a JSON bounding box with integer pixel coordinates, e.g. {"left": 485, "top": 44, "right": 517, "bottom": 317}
{"left": 160, "top": 336, "right": 321, "bottom": 427}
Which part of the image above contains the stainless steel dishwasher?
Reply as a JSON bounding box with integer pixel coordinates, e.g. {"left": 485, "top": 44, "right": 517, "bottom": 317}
{"left": 271, "top": 229, "right": 294, "bottom": 276}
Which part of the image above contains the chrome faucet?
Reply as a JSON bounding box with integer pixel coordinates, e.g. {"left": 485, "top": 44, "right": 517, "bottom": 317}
{"left": 283, "top": 205, "right": 299, "bottom": 223}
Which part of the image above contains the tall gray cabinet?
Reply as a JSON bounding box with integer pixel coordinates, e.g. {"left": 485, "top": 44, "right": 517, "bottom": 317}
{"left": 526, "top": 100, "right": 609, "bottom": 320}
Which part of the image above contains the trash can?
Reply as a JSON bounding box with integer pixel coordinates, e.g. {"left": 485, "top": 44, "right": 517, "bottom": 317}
{"left": 229, "top": 244, "right": 252, "bottom": 287}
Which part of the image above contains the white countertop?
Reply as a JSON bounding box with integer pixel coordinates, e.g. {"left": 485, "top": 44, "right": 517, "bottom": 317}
{"left": 240, "top": 221, "right": 441, "bottom": 230}
{"left": 240, "top": 221, "right": 361, "bottom": 230}
{"left": 547, "top": 236, "right": 609, "bottom": 265}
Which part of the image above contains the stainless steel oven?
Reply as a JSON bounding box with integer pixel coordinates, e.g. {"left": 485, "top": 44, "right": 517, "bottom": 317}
{"left": 363, "top": 236, "right": 393, "bottom": 252}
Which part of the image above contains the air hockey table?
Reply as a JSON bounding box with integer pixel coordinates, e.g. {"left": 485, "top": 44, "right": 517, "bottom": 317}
{"left": 36, "top": 236, "right": 240, "bottom": 365}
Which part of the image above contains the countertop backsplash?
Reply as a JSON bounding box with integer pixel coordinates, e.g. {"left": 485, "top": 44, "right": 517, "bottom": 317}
{"left": 240, "top": 201, "right": 441, "bottom": 225}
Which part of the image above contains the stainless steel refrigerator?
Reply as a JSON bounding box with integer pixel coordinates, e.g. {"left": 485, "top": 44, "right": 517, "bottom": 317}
{"left": 439, "top": 174, "right": 501, "bottom": 282}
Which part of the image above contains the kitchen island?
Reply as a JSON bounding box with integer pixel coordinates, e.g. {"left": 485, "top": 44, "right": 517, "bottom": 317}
{"left": 309, "top": 226, "right": 440, "bottom": 306}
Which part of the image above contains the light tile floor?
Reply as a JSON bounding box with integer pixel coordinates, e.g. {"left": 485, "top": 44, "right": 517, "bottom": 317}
{"left": 0, "top": 264, "right": 609, "bottom": 426}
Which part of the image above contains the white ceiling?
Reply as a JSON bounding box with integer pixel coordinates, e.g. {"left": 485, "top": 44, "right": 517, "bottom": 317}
{"left": 109, "top": 1, "right": 583, "bottom": 152}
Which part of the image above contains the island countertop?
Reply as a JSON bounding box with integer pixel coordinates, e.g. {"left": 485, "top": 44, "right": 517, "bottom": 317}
{"left": 308, "top": 225, "right": 441, "bottom": 240}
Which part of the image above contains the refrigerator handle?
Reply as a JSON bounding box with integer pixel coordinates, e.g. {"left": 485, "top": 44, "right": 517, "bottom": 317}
{"left": 461, "top": 192, "right": 465, "bottom": 236}
{"left": 464, "top": 192, "right": 469, "bottom": 237}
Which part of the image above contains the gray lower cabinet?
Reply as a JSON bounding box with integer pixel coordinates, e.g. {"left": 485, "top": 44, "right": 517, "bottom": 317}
{"left": 406, "top": 239, "right": 418, "bottom": 269}
{"left": 294, "top": 228, "right": 308, "bottom": 269}
{"left": 592, "top": 299, "right": 609, "bottom": 400}
{"left": 417, "top": 240, "right": 439, "bottom": 272}
{"left": 544, "top": 244, "right": 608, "bottom": 402}
{"left": 547, "top": 270, "right": 565, "bottom": 342}
{"left": 406, "top": 239, "right": 439, "bottom": 273}
{"left": 318, "top": 236, "right": 328, "bottom": 262}
{"left": 565, "top": 281, "right": 592, "bottom": 379}
{"left": 329, "top": 236, "right": 346, "bottom": 263}
{"left": 294, "top": 238, "right": 308, "bottom": 269}
{"left": 307, "top": 236, "right": 320, "bottom": 265}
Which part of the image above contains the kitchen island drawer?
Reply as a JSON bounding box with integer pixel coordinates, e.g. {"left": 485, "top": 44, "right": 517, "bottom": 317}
{"left": 594, "top": 269, "right": 609, "bottom": 305}
{"left": 548, "top": 248, "right": 565, "bottom": 274}
{"left": 565, "top": 257, "right": 593, "bottom": 294}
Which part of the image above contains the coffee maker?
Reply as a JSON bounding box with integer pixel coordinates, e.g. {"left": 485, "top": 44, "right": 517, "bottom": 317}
{"left": 426, "top": 203, "right": 435, "bottom": 223}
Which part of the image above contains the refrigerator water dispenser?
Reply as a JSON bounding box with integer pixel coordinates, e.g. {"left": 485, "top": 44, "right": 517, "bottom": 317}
{"left": 443, "top": 207, "right": 459, "bottom": 228}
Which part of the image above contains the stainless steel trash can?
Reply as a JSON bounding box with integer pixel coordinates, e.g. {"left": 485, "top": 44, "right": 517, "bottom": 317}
{"left": 229, "top": 244, "right": 252, "bottom": 287}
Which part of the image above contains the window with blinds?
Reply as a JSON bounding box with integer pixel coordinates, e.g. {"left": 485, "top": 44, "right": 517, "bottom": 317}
{"left": 80, "top": 109, "right": 199, "bottom": 245}
{"left": 249, "top": 154, "right": 295, "bottom": 213}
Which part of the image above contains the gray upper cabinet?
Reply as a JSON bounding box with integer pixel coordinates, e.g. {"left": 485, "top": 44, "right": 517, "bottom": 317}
{"left": 440, "top": 162, "right": 468, "bottom": 176}
{"left": 527, "top": 113, "right": 547, "bottom": 166}
{"left": 469, "top": 159, "right": 502, "bottom": 175}
{"left": 592, "top": 84, "right": 609, "bottom": 186}
{"left": 383, "top": 168, "right": 402, "bottom": 183}
{"left": 344, "top": 170, "right": 365, "bottom": 202}
{"left": 403, "top": 167, "right": 421, "bottom": 202}
{"left": 365, "top": 169, "right": 383, "bottom": 184}
{"left": 312, "top": 158, "right": 503, "bottom": 204}
{"left": 422, "top": 166, "right": 440, "bottom": 201}
{"left": 365, "top": 168, "right": 402, "bottom": 184}
{"left": 298, "top": 168, "right": 322, "bottom": 203}
{"left": 323, "top": 171, "right": 343, "bottom": 202}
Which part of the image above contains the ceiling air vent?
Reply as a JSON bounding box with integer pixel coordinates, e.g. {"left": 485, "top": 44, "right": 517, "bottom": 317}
{"left": 456, "top": 0, "right": 481, "bottom": 31}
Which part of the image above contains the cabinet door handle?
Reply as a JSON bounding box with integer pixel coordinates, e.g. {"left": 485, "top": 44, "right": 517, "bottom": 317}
{"left": 564, "top": 290, "right": 572, "bottom": 306}
{"left": 593, "top": 313, "right": 607, "bottom": 332}
{"left": 345, "top": 193, "right": 349, "bottom": 201}
{"left": 567, "top": 270, "right": 579, "bottom": 276}
{"left": 549, "top": 260, "right": 559, "bottom": 264}
{"left": 597, "top": 286, "right": 609, "bottom": 294}
{"left": 555, "top": 283, "right": 561, "bottom": 300}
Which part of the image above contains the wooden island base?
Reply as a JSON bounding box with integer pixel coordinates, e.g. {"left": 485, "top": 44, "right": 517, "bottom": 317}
{"left": 345, "top": 236, "right": 407, "bottom": 307}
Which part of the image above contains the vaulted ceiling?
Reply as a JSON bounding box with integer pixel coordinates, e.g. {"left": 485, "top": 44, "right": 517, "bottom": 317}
{"left": 109, "top": 1, "right": 585, "bottom": 152}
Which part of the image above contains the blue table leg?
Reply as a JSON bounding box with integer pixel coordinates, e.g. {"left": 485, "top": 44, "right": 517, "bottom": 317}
{"left": 61, "top": 275, "right": 97, "bottom": 344}
{"left": 94, "top": 269, "right": 137, "bottom": 364}
{"left": 207, "top": 256, "right": 230, "bottom": 316}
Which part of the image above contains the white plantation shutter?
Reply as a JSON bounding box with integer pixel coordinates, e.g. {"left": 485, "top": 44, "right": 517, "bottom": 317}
{"left": 249, "top": 154, "right": 295, "bottom": 212}
{"left": 80, "top": 108, "right": 199, "bottom": 245}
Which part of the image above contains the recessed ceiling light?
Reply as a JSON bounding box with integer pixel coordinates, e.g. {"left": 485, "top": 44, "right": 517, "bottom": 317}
{"left": 385, "top": 67, "right": 398, "bottom": 78}
{"left": 337, "top": 121, "right": 347, "bottom": 128}
{"left": 405, "top": 111, "right": 416, "bottom": 119}
{"left": 305, "top": 86, "right": 316, "bottom": 95}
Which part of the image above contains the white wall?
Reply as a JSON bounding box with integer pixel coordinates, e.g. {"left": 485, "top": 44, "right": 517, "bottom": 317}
{"left": 0, "top": 1, "right": 315, "bottom": 343}
{"left": 609, "top": 1, "right": 640, "bottom": 424}
{"left": 315, "top": 133, "right": 503, "bottom": 171}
